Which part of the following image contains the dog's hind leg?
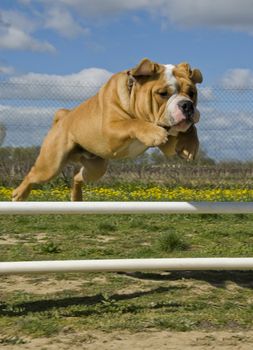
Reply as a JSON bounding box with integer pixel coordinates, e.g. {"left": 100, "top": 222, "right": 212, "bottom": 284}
{"left": 71, "top": 157, "right": 108, "bottom": 201}
{"left": 12, "top": 125, "right": 74, "bottom": 201}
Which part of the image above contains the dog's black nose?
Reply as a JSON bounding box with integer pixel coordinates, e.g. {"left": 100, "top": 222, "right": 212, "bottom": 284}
{"left": 178, "top": 100, "right": 194, "bottom": 119}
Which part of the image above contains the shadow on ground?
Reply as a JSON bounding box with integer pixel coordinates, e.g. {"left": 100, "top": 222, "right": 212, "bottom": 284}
{"left": 0, "top": 271, "right": 252, "bottom": 318}
{"left": 0, "top": 285, "right": 184, "bottom": 316}
{"left": 120, "top": 270, "right": 253, "bottom": 288}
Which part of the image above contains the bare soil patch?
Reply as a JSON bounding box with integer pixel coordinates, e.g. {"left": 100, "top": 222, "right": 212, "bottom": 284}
{"left": 1, "top": 330, "right": 253, "bottom": 350}
{"left": 0, "top": 275, "right": 87, "bottom": 295}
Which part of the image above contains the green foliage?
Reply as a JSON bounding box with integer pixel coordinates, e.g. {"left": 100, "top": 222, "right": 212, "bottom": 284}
{"left": 158, "top": 231, "right": 190, "bottom": 252}
{"left": 39, "top": 241, "right": 61, "bottom": 254}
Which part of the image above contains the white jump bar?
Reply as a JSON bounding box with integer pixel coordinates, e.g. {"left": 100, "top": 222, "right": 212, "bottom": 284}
{"left": 1, "top": 202, "right": 253, "bottom": 215}
{"left": 1, "top": 258, "right": 253, "bottom": 274}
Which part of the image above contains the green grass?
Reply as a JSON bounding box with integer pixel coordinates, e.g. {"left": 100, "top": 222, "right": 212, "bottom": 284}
{"left": 157, "top": 230, "right": 190, "bottom": 252}
{"left": 0, "top": 211, "right": 253, "bottom": 338}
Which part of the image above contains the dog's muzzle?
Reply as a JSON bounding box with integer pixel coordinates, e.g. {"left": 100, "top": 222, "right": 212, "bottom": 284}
{"left": 178, "top": 100, "right": 194, "bottom": 121}
{"left": 165, "top": 94, "right": 199, "bottom": 127}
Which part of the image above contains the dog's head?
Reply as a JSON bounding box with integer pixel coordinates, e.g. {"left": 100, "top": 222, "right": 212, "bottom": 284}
{"left": 127, "top": 58, "right": 203, "bottom": 135}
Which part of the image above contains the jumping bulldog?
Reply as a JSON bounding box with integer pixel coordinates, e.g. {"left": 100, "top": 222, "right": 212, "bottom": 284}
{"left": 12, "top": 58, "right": 203, "bottom": 201}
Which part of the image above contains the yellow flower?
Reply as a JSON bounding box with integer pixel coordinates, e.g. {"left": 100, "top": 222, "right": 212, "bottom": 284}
{"left": 1, "top": 185, "right": 253, "bottom": 202}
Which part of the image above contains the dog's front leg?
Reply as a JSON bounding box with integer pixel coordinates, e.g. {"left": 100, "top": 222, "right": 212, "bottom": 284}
{"left": 108, "top": 120, "right": 168, "bottom": 147}
{"left": 158, "top": 136, "right": 178, "bottom": 157}
{"left": 159, "top": 125, "right": 199, "bottom": 160}
{"left": 175, "top": 125, "right": 199, "bottom": 160}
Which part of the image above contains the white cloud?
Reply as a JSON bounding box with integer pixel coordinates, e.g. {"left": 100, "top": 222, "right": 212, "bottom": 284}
{"left": 0, "top": 67, "right": 112, "bottom": 146}
{"left": 0, "top": 6, "right": 90, "bottom": 52}
{"left": 0, "top": 105, "right": 55, "bottom": 127}
{"left": 222, "top": 68, "right": 253, "bottom": 88}
{"left": 160, "top": 0, "right": 253, "bottom": 34}
{"left": 198, "top": 87, "right": 214, "bottom": 101}
{"left": 0, "top": 68, "right": 112, "bottom": 100}
{"left": 10, "top": 0, "right": 253, "bottom": 54}
{"left": 44, "top": 7, "right": 90, "bottom": 38}
{"left": 1, "top": 9, "right": 38, "bottom": 33}
{"left": 0, "top": 10, "right": 55, "bottom": 52}
{"left": 54, "top": 0, "right": 159, "bottom": 16}
{"left": 0, "top": 26, "right": 55, "bottom": 52}
{"left": 0, "top": 65, "right": 110, "bottom": 146}
{"left": 198, "top": 103, "right": 253, "bottom": 160}
{"left": 0, "top": 104, "right": 55, "bottom": 146}
{"left": 40, "top": 0, "right": 253, "bottom": 35}
{"left": 198, "top": 128, "right": 253, "bottom": 161}
{"left": 0, "top": 65, "right": 14, "bottom": 75}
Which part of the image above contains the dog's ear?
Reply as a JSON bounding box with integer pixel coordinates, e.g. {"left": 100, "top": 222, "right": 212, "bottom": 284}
{"left": 130, "top": 58, "right": 160, "bottom": 77}
{"left": 190, "top": 69, "right": 203, "bottom": 84}
{"left": 176, "top": 62, "right": 203, "bottom": 84}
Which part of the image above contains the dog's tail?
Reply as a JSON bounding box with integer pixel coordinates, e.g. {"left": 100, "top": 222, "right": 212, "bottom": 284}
{"left": 53, "top": 108, "right": 71, "bottom": 125}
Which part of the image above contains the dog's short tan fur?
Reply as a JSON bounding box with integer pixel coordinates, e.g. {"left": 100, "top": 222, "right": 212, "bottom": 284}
{"left": 13, "top": 59, "right": 202, "bottom": 201}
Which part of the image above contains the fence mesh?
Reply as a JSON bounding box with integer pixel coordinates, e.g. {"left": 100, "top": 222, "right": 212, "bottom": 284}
{"left": 1, "top": 80, "right": 253, "bottom": 188}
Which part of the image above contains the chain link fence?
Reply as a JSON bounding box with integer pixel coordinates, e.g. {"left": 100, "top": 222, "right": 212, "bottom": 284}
{"left": 1, "top": 79, "right": 253, "bottom": 188}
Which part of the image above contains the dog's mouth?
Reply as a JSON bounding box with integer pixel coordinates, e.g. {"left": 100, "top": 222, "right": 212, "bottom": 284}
{"left": 160, "top": 125, "right": 171, "bottom": 132}
{"left": 159, "top": 120, "right": 193, "bottom": 133}
{"left": 174, "top": 119, "right": 193, "bottom": 130}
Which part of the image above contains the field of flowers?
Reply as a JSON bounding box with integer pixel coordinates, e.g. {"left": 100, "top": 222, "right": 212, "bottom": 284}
{"left": 1, "top": 185, "right": 253, "bottom": 201}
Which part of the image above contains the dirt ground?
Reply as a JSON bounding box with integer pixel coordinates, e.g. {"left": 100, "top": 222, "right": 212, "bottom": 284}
{"left": 1, "top": 330, "right": 253, "bottom": 350}
{"left": 1, "top": 274, "right": 253, "bottom": 350}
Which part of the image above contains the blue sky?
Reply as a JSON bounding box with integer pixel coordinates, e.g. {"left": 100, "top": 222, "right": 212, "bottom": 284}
{"left": 1, "top": 0, "right": 253, "bottom": 160}
{"left": 1, "top": 0, "right": 253, "bottom": 84}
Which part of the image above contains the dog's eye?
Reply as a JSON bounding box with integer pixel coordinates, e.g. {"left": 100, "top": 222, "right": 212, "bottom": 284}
{"left": 158, "top": 91, "right": 169, "bottom": 98}
{"left": 188, "top": 90, "right": 195, "bottom": 99}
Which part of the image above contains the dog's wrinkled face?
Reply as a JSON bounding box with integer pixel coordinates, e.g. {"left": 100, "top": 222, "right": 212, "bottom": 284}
{"left": 128, "top": 58, "right": 203, "bottom": 135}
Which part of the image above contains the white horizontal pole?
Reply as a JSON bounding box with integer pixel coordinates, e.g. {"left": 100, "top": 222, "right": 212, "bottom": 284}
{"left": 1, "top": 202, "right": 253, "bottom": 215}
{"left": 1, "top": 258, "right": 253, "bottom": 274}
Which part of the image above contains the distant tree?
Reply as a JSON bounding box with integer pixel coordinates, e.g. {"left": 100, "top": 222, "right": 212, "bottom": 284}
{"left": 0, "top": 123, "right": 6, "bottom": 146}
{"left": 197, "top": 148, "right": 216, "bottom": 165}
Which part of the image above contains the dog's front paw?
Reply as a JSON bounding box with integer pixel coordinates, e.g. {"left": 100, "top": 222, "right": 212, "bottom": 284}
{"left": 137, "top": 125, "right": 168, "bottom": 147}
{"left": 176, "top": 140, "right": 198, "bottom": 161}
{"left": 177, "top": 148, "right": 195, "bottom": 160}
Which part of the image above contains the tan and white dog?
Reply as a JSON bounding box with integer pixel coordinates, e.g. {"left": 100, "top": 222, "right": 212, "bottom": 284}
{"left": 12, "top": 58, "right": 203, "bottom": 201}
